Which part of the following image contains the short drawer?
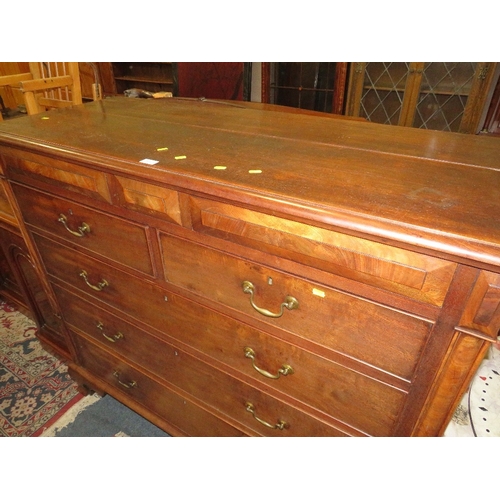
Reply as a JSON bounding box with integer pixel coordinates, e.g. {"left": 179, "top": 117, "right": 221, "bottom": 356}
{"left": 73, "top": 333, "right": 245, "bottom": 437}
{"left": 159, "top": 232, "right": 433, "bottom": 381}
{"left": 13, "top": 183, "right": 154, "bottom": 275}
{"left": 189, "top": 197, "right": 456, "bottom": 306}
{"left": 33, "top": 234, "right": 168, "bottom": 322}
{"left": 53, "top": 283, "right": 406, "bottom": 435}
{"left": 1, "top": 149, "right": 111, "bottom": 204}
{"left": 112, "top": 175, "right": 184, "bottom": 226}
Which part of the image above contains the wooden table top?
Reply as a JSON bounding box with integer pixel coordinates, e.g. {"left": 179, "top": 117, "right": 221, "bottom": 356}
{"left": 1, "top": 97, "right": 499, "bottom": 269}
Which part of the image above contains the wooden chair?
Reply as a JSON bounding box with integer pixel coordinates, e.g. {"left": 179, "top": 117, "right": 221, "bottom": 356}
{"left": 0, "top": 62, "right": 101, "bottom": 117}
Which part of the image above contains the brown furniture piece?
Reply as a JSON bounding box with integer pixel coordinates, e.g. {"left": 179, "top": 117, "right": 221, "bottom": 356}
{"left": 99, "top": 62, "right": 250, "bottom": 101}
{"left": 0, "top": 97, "right": 499, "bottom": 436}
{"left": 346, "top": 62, "right": 498, "bottom": 133}
{"left": 0, "top": 62, "right": 102, "bottom": 117}
{"left": 98, "top": 63, "right": 176, "bottom": 96}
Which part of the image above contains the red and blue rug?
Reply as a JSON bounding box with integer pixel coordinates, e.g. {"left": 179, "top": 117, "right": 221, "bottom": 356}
{"left": 0, "top": 300, "right": 83, "bottom": 437}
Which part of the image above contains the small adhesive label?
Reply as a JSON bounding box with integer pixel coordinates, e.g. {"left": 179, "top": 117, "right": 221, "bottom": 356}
{"left": 175, "top": 155, "right": 187, "bottom": 160}
{"left": 41, "top": 116, "right": 50, "bottom": 120}
{"left": 312, "top": 288, "right": 326, "bottom": 298}
{"left": 214, "top": 166, "right": 227, "bottom": 170}
{"left": 156, "top": 147, "right": 169, "bottom": 151}
{"left": 139, "top": 158, "right": 159, "bottom": 165}
{"left": 248, "top": 169, "right": 262, "bottom": 174}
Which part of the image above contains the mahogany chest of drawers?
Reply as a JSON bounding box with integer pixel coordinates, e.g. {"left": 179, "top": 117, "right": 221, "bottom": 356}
{"left": 1, "top": 97, "right": 499, "bottom": 436}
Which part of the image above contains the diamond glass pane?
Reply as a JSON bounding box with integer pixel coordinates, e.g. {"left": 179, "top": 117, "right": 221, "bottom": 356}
{"left": 359, "top": 63, "right": 410, "bottom": 125}
{"left": 413, "top": 63, "right": 477, "bottom": 132}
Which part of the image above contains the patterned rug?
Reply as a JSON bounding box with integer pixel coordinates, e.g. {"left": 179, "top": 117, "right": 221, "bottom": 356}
{"left": 0, "top": 300, "right": 83, "bottom": 437}
{"left": 42, "top": 394, "right": 169, "bottom": 437}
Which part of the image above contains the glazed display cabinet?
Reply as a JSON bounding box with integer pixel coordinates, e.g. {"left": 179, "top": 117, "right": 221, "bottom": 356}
{"left": 346, "top": 62, "right": 498, "bottom": 133}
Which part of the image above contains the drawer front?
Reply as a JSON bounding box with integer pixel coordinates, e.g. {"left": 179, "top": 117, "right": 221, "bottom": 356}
{"left": 113, "top": 175, "right": 184, "bottom": 226}
{"left": 159, "top": 232, "right": 433, "bottom": 381}
{"left": 53, "top": 283, "right": 406, "bottom": 435}
{"left": 0, "top": 179, "right": 16, "bottom": 225}
{"left": 75, "top": 331, "right": 352, "bottom": 437}
{"left": 74, "top": 334, "right": 245, "bottom": 437}
{"left": 12, "top": 183, "right": 154, "bottom": 275}
{"left": 189, "top": 197, "right": 456, "bottom": 306}
{"left": 33, "top": 233, "right": 168, "bottom": 322}
{"left": 54, "top": 283, "right": 185, "bottom": 380}
{"left": 1, "top": 149, "right": 111, "bottom": 203}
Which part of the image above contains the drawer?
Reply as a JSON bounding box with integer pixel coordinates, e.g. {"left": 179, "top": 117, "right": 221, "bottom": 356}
{"left": 1, "top": 149, "right": 111, "bottom": 204}
{"left": 53, "top": 283, "right": 186, "bottom": 381}
{"left": 73, "top": 333, "right": 245, "bottom": 437}
{"left": 0, "top": 179, "right": 17, "bottom": 225}
{"left": 74, "top": 330, "right": 354, "bottom": 437}
{"left": 112, "top": 175, "right": 184, "bottom": 226}
{"left": 189, "top": 197, "right": 456, "bottom": 306}
{"left": 53, "top": 283, "right": 406, "bottom": 435}
{"left": 33, "top": 233, "right": 169, "bottom": 322}
{"left": 159, "top": 232, "right": 433, "bottom": 381}
{"left": 12, "top": 183, "right": 154, "bottom": 275}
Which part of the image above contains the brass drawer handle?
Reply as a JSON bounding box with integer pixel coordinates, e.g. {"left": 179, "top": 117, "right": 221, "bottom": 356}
{"left": 244, "top": 347, "right": 294, "bottom": 379}
{"left": 245, "top": 402, "right": 288, "bottom": 430}
{"left": 79, "top": 270, "right": 109, "bottom": 291}
{"left": 96, "top": 322, "right": 124, "bottom": 343}
{"left": 242, "top": 281, "right": 298, "bottom": 318}
{"left": 113, "top": 370, "right": 137, "bottom": 389}
{"left": 58, "top": 213, "right": 90, "bottom": 237}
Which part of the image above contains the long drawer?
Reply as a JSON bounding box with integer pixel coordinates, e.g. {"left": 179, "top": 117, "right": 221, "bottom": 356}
{"left": 12, "top": 183, "right": 154, "bottom": 276}
{"left": 53, "top": 283, "right": 407, "bottom": 435}
{"left": 74, "top": 331, "right": 354, "bottom": 437}
{"left": 159, "top": 232, "right": 433, "bottom": 381}
{"left": 73, "top": 333, "right": 245, "bottom": 437}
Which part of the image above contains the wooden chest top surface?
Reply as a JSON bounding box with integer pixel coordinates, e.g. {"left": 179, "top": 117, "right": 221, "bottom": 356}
{"left": 0, "top": 97, "right": 499, "bottom": 269}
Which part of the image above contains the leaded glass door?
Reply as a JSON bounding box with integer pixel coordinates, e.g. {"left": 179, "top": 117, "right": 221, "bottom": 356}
{"left": 346, "top": 62, "right": 416, "bottom": 126}
{"left": 411, "top": 63, "right": 478, "bottom": 132}
{"left": 346, "top": 62, "right": 497, "bottom": 133}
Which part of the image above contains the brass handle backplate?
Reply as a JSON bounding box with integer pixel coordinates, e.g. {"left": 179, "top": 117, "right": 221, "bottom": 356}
{"left": 242, "top": 281, "right": 298, "bottom": 318}
{"left": 79, "top": 270, "right": 108, "bottom": 291}
{"left": 244, "top": 347, "right": 294, "bottom": 379}
{"left": 113, "top": 370, "right": 136, "bottom": 389}
{"left": 58, "top": 213, "right": 90, "bottom": 237}
{"left": 96, "top": 322, "right": 124, "bottom": 343}
{"left": 245, "top": 402, "right": 288, "bottom": 430}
